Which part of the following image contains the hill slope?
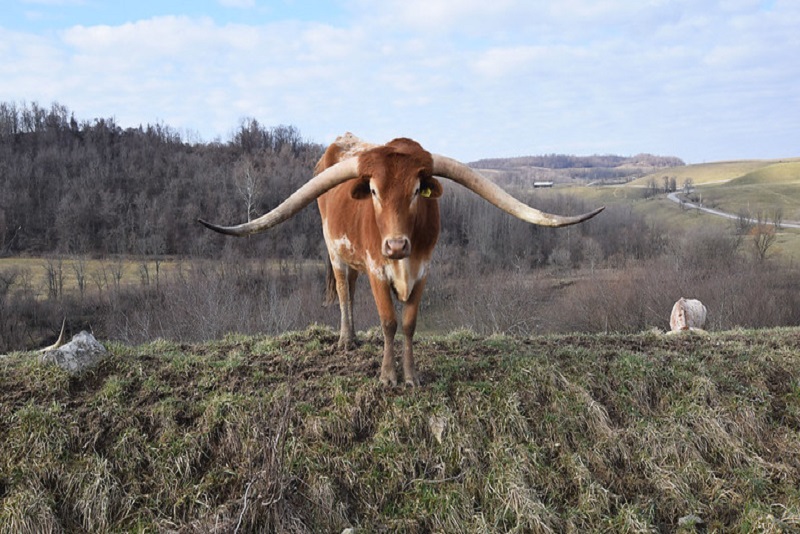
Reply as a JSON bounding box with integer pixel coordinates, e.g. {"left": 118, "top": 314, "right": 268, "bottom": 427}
{"left": 731, "top": 161, "right": 800, "bottom": 186}
{"left": 3, "top": 326, "right": 800, "bottom": 532}
{"left": 626, "top": 158, "right": 800, "bottom": 188}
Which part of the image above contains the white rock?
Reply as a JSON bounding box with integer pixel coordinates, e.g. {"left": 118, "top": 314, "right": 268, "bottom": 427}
{"left": 38, "top": 331, "right": 107, "bottom": 374}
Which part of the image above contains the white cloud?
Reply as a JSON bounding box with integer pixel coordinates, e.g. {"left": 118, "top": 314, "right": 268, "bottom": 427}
{"left": 1, "top": 1, "right": 799, "bottom": 162}
{"left": 62, "top": 16, "right": 222, "bottom": 58}
{"left": 348, "top": 0, "right": 521, "bottom": 26}
{"left": 218, "top": 0, "right": 256, "bottom": 7}
{"left": 22, "top": 0, "right": 86, "bottom": 5}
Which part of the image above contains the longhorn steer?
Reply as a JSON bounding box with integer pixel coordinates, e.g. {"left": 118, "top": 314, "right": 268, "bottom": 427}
{"left": 669, "top": 297, "right": 707, "bottom": 332}
{"left": 200, "top": 133, "right": 604, "bottom": 386}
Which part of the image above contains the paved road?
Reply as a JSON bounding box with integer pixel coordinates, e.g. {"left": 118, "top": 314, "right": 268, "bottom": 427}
{"left": 666, "top": 192, "right": 800, "bottom": 229}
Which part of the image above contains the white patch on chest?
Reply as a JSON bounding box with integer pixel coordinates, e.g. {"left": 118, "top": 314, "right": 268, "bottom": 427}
{"left": 366, "top": 251, "right": 386, "bottom": 281}
{"left": 367, "top": 252, "right": 428, "bottom": 302}
{"left": 332, "top": 235, "right": 353, "bottom": 255}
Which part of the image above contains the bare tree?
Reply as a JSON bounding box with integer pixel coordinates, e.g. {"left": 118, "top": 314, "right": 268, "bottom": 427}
{"left": 582, "top": 237, "right": 604, "bottom": 276}
{"left": 109, "top": 258, "right": 125, "bottom": 293}
{"left": 0, "top": 268, "right": 18, "bottom": 300}
{"left": 750, "top": 212, "right": 777, "bottom": 262}
{"left": 72, "top": 255, "right": 88, "bottom": 300}
{"left": 735, "top": 208, "right": 754, "bottom": 235}
{"left": 234, "top": 157, "right": 262, "bottom": 223}
{"left": 645, "top": 178, "right": 659, "bottom": 199}
{"left": 43, "top": 258, "right": 64, "bottom": 300}
{"left": 772, "top": 207, "right": 784, "bottom": 231}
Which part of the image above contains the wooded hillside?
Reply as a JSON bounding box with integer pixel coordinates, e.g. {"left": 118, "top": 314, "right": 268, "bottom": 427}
{"left": 0, "top": 102, "right": 323, "bottom": 259}
{"left": 0, "top": 101, "right": 642, "bottom": 267}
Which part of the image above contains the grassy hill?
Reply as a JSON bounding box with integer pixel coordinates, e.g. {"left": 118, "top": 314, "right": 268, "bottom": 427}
{"left": 623, "top": 158, "right": 800, "bottom": 221}
{"left": 625, "top": 158, "right": 799, "bottom": 187}
{"left": 530, "top": 156, "right": 800, "bottom": 261}
{"left": 693, "top": 161, "right": 800, "bottom": 222}
{"left": 3, "top": 326, "right": 800, "bottom": 532}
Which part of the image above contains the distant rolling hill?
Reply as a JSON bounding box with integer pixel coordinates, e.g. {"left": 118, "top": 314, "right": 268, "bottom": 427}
{"left": 630, "top": 158, "right": 800, "bottom": 222}
{"left": 469, "top": 153, "right": 685, "bottom": 188}
{"left": 627, "top": 157, "right": 800, "bottom": 188}
{"left": 524, "top": 155, "right": 800, "bottom": 259}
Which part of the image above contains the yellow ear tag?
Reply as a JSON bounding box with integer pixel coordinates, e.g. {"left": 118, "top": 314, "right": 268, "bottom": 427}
{"left": 420, "top": 187, "right": 432, "bottom": 198}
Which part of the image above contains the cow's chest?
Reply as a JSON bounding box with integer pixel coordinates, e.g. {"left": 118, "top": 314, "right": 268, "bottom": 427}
{"left": 324, "top": 228, "right": 429, "bottom": 303}
{"left": 377, "top": 257, "right": 429, "bottom": 302}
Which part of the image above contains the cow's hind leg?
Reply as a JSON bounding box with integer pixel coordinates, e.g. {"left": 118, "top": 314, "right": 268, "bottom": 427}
{"left": 368, "top": 275, "right": 398, "bottom": 386}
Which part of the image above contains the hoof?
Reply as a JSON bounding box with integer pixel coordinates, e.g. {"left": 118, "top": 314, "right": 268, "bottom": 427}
{"left": 380, "top": 369, "right": 398, "bottom": 387}
{"left": 337, "top": 338, "right": 357, "bottom": 351}
{"left": 403, "top": 363, "right": 420, "bottom": 387}
{"left": 404, "top": 374, "right": 421, "bottom": 387}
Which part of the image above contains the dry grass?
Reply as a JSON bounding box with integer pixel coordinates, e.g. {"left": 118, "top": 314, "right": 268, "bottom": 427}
{"left": 0, "top": 257, "right": 325, "bottom": 301}
{"left": 3, "top": 326, "right": 800, "bottom": 532}
{"left": 0, "top": 257, "right": 176, "bottom": 299}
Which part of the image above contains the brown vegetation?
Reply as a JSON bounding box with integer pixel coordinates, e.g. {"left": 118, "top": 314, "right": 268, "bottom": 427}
{"left": 3, "top": 326, "right": 800, "bottom": 532}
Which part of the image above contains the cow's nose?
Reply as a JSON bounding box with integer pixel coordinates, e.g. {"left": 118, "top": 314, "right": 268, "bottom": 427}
{"left": 383, "top": 237, "right": 411, "bottom": 259}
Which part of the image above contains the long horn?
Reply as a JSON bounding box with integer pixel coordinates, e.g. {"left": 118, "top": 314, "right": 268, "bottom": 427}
{"left": 39, "top": 317, "right": 66, "bottom": 353}
{"left": 432, "top": 154, "right": 604, "bottom": 227}
{"left": 198, "top": 157, "right": 360, "bottom": 236}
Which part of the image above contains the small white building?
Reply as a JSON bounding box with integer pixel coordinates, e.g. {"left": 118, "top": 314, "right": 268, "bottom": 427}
{"left": 533, "top": 181, "right": 554, "bottom": 188}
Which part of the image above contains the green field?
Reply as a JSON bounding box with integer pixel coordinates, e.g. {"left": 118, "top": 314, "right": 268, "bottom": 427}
{"left": 694, "top": 161, "right": 800, "bottom": 222}
{"left": 627, "top": 158, "right": 800, "bottom": 187}
{"left": 533, "top": 156, "right": 800, "bottom": 261}
{"left": 628, "top": 159, "right": 800, "bottom": 221}
{"left": 3, "top": 326, "right": 800, "bottom": 532}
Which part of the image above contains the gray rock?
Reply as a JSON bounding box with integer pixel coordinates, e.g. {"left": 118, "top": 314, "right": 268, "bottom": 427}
{"left": 38, "top": 331, "right": 107, "bottom": 374}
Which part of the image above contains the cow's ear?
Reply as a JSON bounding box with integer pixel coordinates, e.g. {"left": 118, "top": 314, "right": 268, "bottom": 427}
{"left": 420, "top": 177, "right": 443, "bottom": 199}
{"left": 351, "top": 177, "right": 371, "bottom": 200}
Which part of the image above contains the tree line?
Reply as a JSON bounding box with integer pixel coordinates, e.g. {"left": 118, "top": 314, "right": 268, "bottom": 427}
{"left": 471, "top": 153, "right": 684, "bottom": 171}
{"left": 0, "top": 101, "right": 323, "bottom": 259}
{"left": 1, "top": 101, "right": 655, "bottom": 270}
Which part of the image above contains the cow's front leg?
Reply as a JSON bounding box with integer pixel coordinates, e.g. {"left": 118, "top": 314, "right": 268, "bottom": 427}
{"left": 368, "top": 275, "right": 398, "bottom": 386}
{"left": 333, "top": 266, "right": 358, "bottom": 349}
{"left": 400, "top": 277, "right": 426, "bottom": 387}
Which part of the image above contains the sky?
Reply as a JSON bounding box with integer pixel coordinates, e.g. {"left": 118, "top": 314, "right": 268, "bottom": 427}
{"left": 1, "top": 0, "right": 798, "bottom": 163}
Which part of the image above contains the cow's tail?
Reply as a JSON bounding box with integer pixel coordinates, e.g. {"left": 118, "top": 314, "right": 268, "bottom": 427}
{"left": 323, "top": 259, "right": 337, "bottom": 307}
